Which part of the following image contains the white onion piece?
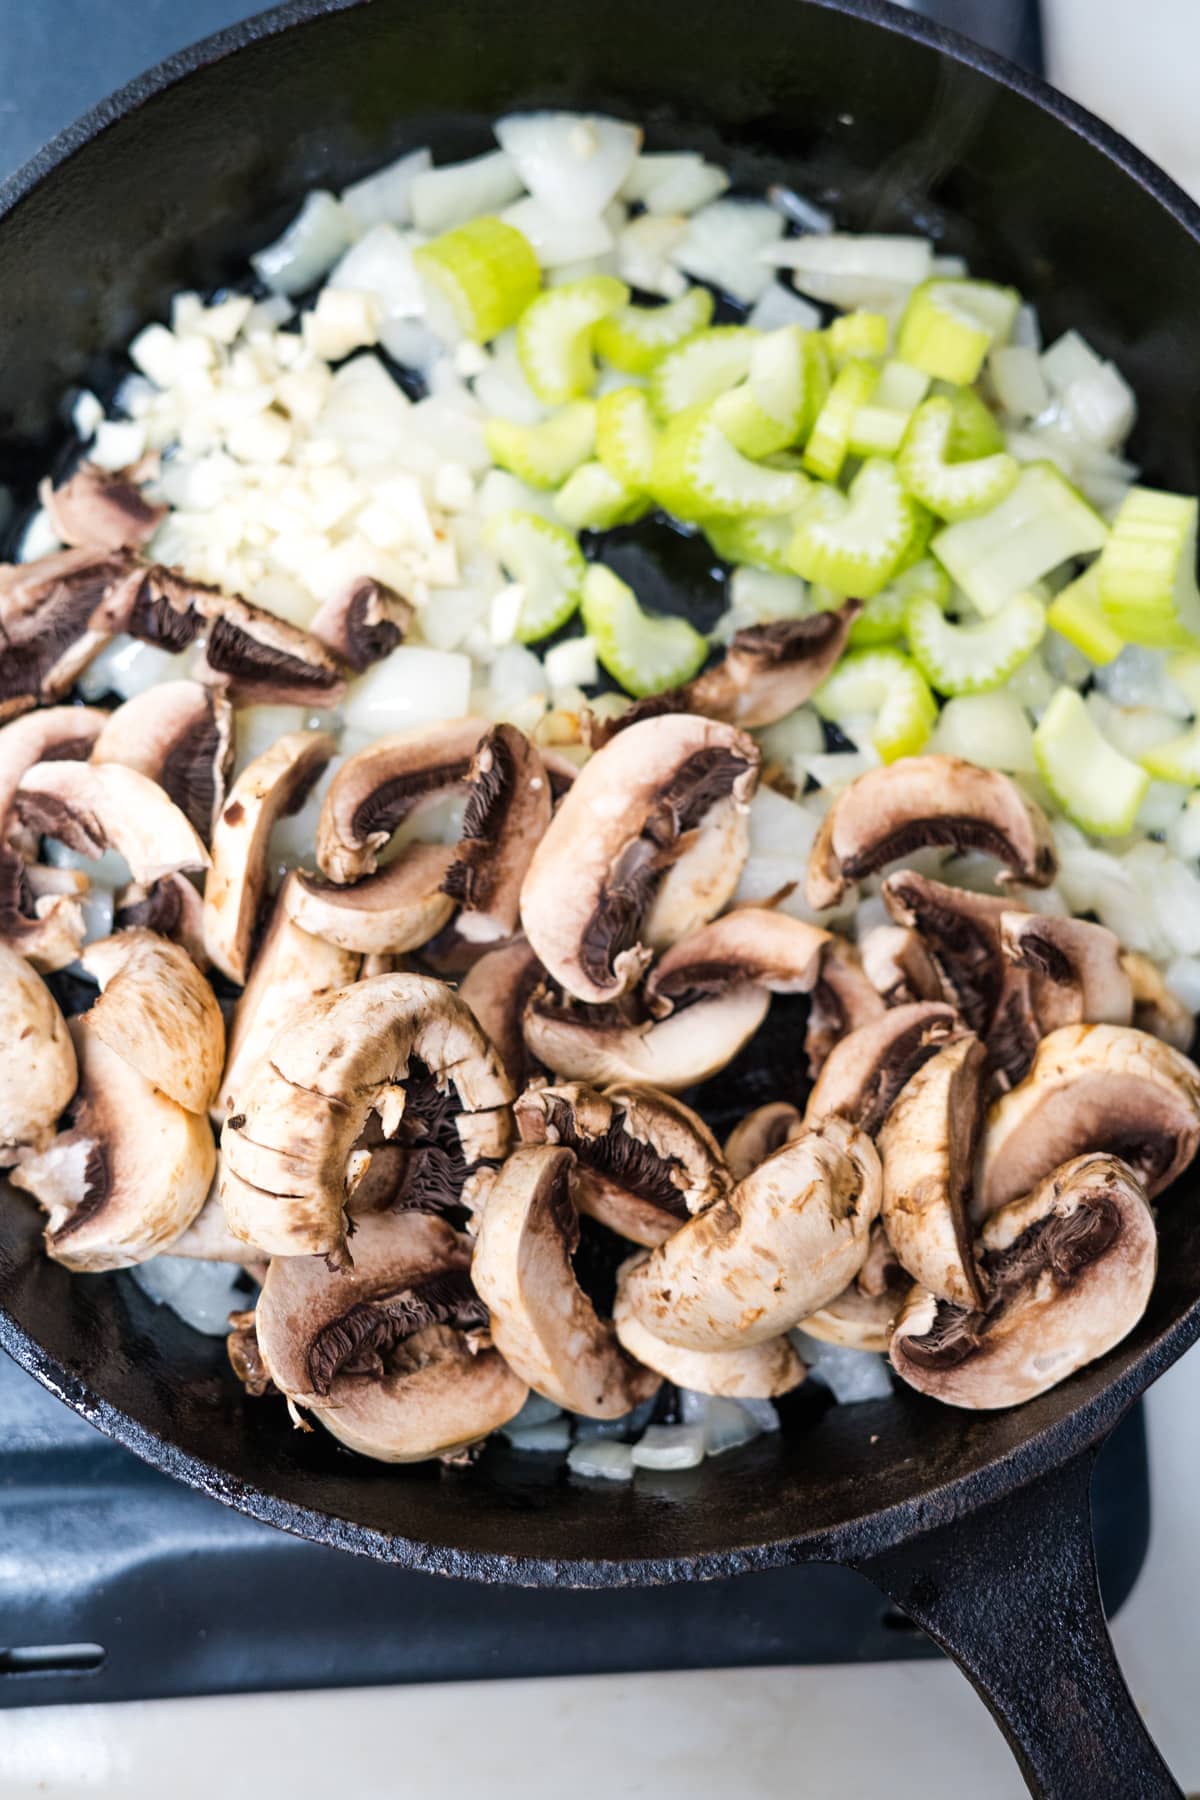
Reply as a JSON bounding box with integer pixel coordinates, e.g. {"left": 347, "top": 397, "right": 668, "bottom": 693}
{"left": 678, "top": 1392, "right": 767, "bottom": 1458}
{"left": 1095, "top": 646, "right": 1191, "bottom": 718}
{"left": 409, "top": 150, "right": 523, "bottom": 234}
{"left": 567, "top": 1439, "right": 634, "bottom": 1481}
{"left": 929, "top": 692, "right": 1037, "bottom": 773}
{"left": 505, "top": 1421, "right": 572, "bottom": 1454}
{"left": 544, "top": 635, "right": 597, "bottom": 691}
{"left": 130, "top": 1258, "right": 250, "bottom": 1336}
{"left": 477, "top": 468, "right": 558, "bottom": 524}
{"left": 340, "top": 146, "right": 432, "bottom": 231}
{"left": 495, "top": 112, "right": 641, "bottom": 219}
{"left": 631, "top": 1424, "right": 706, "bottom": 1470}
{"left": 764, "top": 232, "right": 932, "bottom": 309}
{"left": 17, "top": 507, "right": 63, "bottom": 563}
{"left": 620, "top": 152, "right": 699, "bottom": 203}
{"left": 1168, "top": 797, "right": 1200, "bottom": 863}
{"left": 755, "top": 704, "right": 825, "bottom": 768}
{"left": 1084, "top": 691, "right": 1177, "bottom": 761}
{"left": 989, "top": 345, "right": 1049, "bottom": 421}
{"left": 470, "top": 333, "right": 546, "bottom": 425}
{"left": 501, "top": 1393, "right": 563, "bottom": 1433}
{"left": 1137, "top": 781, "right": 1188, "bottom": 837}
{"left": 87, "top": 418, "right": 145, "bottom": 470}
{"left": 72, "top": 389, "right": 104, "bottom": 438}
{"left": 616, "top": 213, "right": 688, "bottom": 299}
{"left": 747, "top": 281, "right": 823, "bottom": 332}
{"left": 501, "top": 197, "right": 614, "bottom": 269}
{"left": 642, "top": 159, "right": 729, "bottom": 217}
{"left": 318, "top": 353, "right": 413, "bottom": 469}
{"left": 343, "top": 646, "right": 471, "bottom": 733}
{"left": 75, "top": 635, "right": 187, "bottom": 702}
{"left": 672, "top": 199, "right": 783, "bottom": 304}
{"left": 416, "top": 585, "right": 490, "bottom": 652}
{"left": 268, "top": 759, "right": 341, "bottom": 873}
{"left": 328, "top": 224, "right": 425, "bottom": 320}
{"left": 768, "top": 184, "right": 835, "bottom": 234}
{"left": 43, "top": 842, "right": 132, "bottom": 888}
{"left": 790, "top": 1334, "right": 893, "bottom": 1403}
{"left": 234, "top": 704, "right": 308, "bottom": 771}
{"left": 1166, "top": 956, "right": 1200, "bottom": 1016}
{"left": 251, "top": 191, "right": 355, "bottom": 297}
{"left": 80, "top": 883, "right": 115, "bottom": 947}
{"left": 379, "top": 316, "right": 446, "bottom": 380}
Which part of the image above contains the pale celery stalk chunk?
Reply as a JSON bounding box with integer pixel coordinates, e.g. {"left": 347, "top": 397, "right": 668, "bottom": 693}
{"left": 484, "top": 401, "right": 596, "bottom": 488}
{"left": 651, "top": 408, "right": 808, "bottom": 522}
{"left": 1096, "top": 487, "right": 1200, "bottom": 648}
{"left": 595, "top": 386, "right": 659, "bottom": 488}
{"left": 906, "top": 588, "right": 1045, "bottom": 696}
{"left": 897, "top": 278, "right": 1021, "bottom": 385}
{"left": 1045, "top": 565, "right": 1124, "bottom": 665}
{"left": 931, "top": 463, "right": 1108, "bottom": 618}
{"left": 712, "top": 326, "right": 813, "bottom": 458}
{"left": 1032, "top": 687, "right": 1150, "bottom": 836}
{"left": 594, "top": 287, "right": 714, "bottom": 373}
{"left": 516, "top": 275, "right": 631, "bottom": 404}
{"left": 413, "top": 215, "right": 540, "bottom": 342}
{"left": 554, "top": 461, "right": 648, "bottom": 531}
{"left": 484, "top": 510, "right": 586, "bottom": 642}
{"left": 649, "top": 327, "right": 759, "bottom": 418}
{"left": 580, "top": 563, "right": 708, "bottom": 697}
{"left": 814, "top": 647, "right": 937, "bottom": 762}
{"left": 789, "top": 458, "right": 917, "bottom": 599}
{"left": 897, "top": 394, "right": 1019, "bottom": 520}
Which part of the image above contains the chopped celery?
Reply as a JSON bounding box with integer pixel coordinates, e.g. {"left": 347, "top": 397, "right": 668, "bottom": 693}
{"left": 554, "top": 461, "right": 649, "bottom": 531}
{"left": 484, "top": 400, "right": 596, "bottom": 488}
{"left": 580, "top": 562, "right": 708, "bottom": 697}
{"left": 1045, "top": 565, "right": 1124, "bottom": 665}
{"left": 897, "top": 395, "right": 1019, "bottom": 520}
{"left": 898, "top": 501, "right": 936, "bottom": 572}
{"left": 906, "top": 588, "right": 1045, "bottom": 696}
{"left": 847, "top": 404, "right": 909, "bottom": 457}
{"left": 704, "top": 512, "right": 798, "bottom": 574}
{"left": 814, "top": 648, "right": 937, "bottom": 762}
{"left": 649, "top": 327, "right": 759, "bottom": 419}
{"left": 816, "top": 557, "right": 949, "bottom": 647}
{"left": 1033, "top": 686, "right": 1150, "bottom": 835}
{"left": 827, "top": 310, "right": 890, "bottom": 363}
{"left": 1167, "top": 650, "right": 1200, "bottom": 712}
{"left": 516, "top": 275, "right": 631, "bottom": 405}
{"left": 789, "top": 458, "right": 917, "bottom": 599}
{"left": 932, "top": 463, "right": 1108, "bottom": 617}
{"left": 413, "top": 216, "right": 540, "bottom": 343}
{"left": 1140, "top": 723, "right": 1200, "bottom": 786}
{"left": 929, "top": 691, "right": 1037, "bottom": 773}
{"left": 1096, "top": 487, "right": 1200, "bottom": 648}
{"left": 802, "top": 359, "right": 878, "bottom": 481}
{"left": 593, "top": 287, "right": 714, "bottom": 373}
{"left": 875, "top": 359, "right": 931, "bottom": 413}
{"left": 947, "top": 386, "right": 1006, "bottom": 459}
{"left": 484, "top": 510, "right": 587, "bottom": 643}
{"left": 897, "top": 278, "right": 1020, "bottom": 385}
{"left": 651, "top": 407, "right": 808, "bottom": 522}
{"left": 595, "top": 386, "right": 659, "bottom": 489}
{"left": 712, "top": 326, "right": 814, "bottom": 458}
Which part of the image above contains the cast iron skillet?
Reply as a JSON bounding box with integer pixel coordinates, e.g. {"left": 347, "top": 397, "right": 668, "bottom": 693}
{"left": 1, "top": 1, "right": 1198, "bottom": 1791}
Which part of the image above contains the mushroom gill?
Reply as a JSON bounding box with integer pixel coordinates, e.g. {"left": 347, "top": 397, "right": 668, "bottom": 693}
{"left": 316, "top": 717, "right": 487, "bottom": 885}
{"left": 91, "top": 681, "right": 234, "bottom": 845}
{"left": 805, "top": 1000, "right": 959, "bottom": 1135}
{"left": 643, "top": 908, "right": 829, "bottom": 1018}
{"left": 440, "top": 723, "right": 552, "bottom": 944}
{"left": 309, "top": 576, "right": 413, "bottom": 671}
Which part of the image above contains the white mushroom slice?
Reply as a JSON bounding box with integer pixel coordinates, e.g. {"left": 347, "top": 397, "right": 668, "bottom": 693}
{"left": 614, "top": 1266, "right": 807, "bottom": 1397}
{"left": 975, "top": 1023, "right": 1200, "bottom": 1218}
{"left": 1000, "top": 911, "right": 1133, "bottom": 1037}
{"left": 252, "top": 1210, "right": 526, "bottom": 1460}
{"left": 442, "top": 724, "right": 553, "bottom": 945}
{"left": 192, "top": 586, "right": 348, "bottom": 709}
{"left": 12, "top": 1016, "right": 214, "bottom": 1271}
{"left": 458, "top": 936, "right": 547, "bottom": 1090}
{"left": 80, "top": 928, "right": 225, "bottom": 1114}
{"left": 619, "top": 1116, "right": 882, "bottom": 1352}
{"left": 799, "top": 1222, "right": 909, "bottom": 1352}
{"left": 859, "top": 924, "right": 942, "bottom": 1007}
{"left": 202, "top": 730, "right": 336, "bottom": 983}
{"left": 91, "top": 681, "right": 234, "bottom": 845}
{"left": 0, "top": 854, "right": 87, "bottom": 972}
{"left": 14, "top": 761, "right": 210, "bottom": 885}
{"left": 220, "top": 974, "right": 512, "bottom": 1263}
{"left": 114, "top": 872, "right": 209, "bottom": 969}
{"left": 41, "top": 460, "right": 166, "bottom": 552}
{"left": 805, "top": 1001, "right": 958, "bottom": 1134}
{"left": 520, "top": 713, "right": 759, "bottom": 1005}
{"left": 514, "top": 1080, "right": 730, "bottom": 1247}
{"left": 523, "top": 982, "right": 770, "bottom": 1093}
{"left": 0, "top": 704, "right": 108, "bottom": 822}
{"left": 891, "top": 1152, "right": 1157, "bottom": 1410}
{"left": 0, "top": 941, "right": 76, "bottom": 1164}
{"left": 644, "top": 909, "right": 829, "bottom": 1018}
{"left": 1121, "top": 951, "right": 1194, "bottom": 1054}
{"left": 284, "top": 843, "right": 456, "bottom": 954}
{"left": 471, "top": 1144, "right": 661, "bottom": 1418}
{"left": 878, "top": 1034, "right": 987, "bottom": 1307}
{"left": 309, "top": 576, "right": 413, "bottom": 672}
{"left": 804, "top": 936, "right": 886, "bottom": 1077}
{"left": 317, "top": 717, "right": 488, "bottom": 884}
{"left": 806, "top": 755, "right": 1057, "bottom": 911}
{"left": 0, "top": 548, "right": 136, "bottom": 720}
{"left": 723, "top": 1101, "right": 804, "bottom": 1181}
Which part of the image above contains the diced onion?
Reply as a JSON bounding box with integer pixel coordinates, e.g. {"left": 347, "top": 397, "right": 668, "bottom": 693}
{"left": 495, "top": 112, "right": 641, "bottom": 219}
{"left": 343, "top": 646, "right": 472, "bottom": 732}
{"left": 340, "top": 146, "right": 432, "bottom": 231}
{"left": 251, "top": 191, "right": 355, "bottom": 297}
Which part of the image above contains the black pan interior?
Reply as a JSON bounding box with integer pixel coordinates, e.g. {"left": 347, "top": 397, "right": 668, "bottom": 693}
{"left": 2, "top": 0, "right": 1200, "bottom": 1582}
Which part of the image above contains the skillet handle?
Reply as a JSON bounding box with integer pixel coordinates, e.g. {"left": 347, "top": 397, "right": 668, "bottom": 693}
{"left": 856, "top": 1448, "right": 1181, "bottom": 1800}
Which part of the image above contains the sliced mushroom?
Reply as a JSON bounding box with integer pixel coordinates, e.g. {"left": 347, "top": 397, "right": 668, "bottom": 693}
{"left": 216, "top": 875, "right": 361, "bottom": 1120}
{"left": 41, "top": 461, "right": 166, "bottom": 552}
{"left": 14, "top": 761, "right": 210, "bottom": 884}
{"left": 11, "top": 1015, "right": 214, "bottom": 1271}
{"left": 806, "top": 756, "right": 1057, "bottom": 911}
{"left": 860, "top": 924, "right": 942, "bottom": 1006}
{"left": 458, "top": 936, "right": 547, "bottom": 1090}
{"left": 194, "top": 588, "right": 348, "bottom": 708}
{"left": 613, "top": 1266, "right": 807, "bottom": 1396}
{"left": 1122, "top": 951, "right": 1195, "bottom": 1054}
{"left": 309, "top": 576, "right": 413, "bottom": 671}
{"left": 1001, "top": 911, "right": 1133, "bottom": 1037}
{"left": 975, "top": 1022, "right": 1200, "bottom": 1218}
{"left": 514, "top": 1080, "right": 730, "bottom": 1247}
{"left": 799, "top": 1221, "right": 909, "bottom": 1352}
{"left": 0, "top": 853, "right": 87, "bottom": 972}
{"left": 252, "top": 1210, "right": 526, "bottom": 1459}
{"left": 114, "top": 872, "right": 208, "bottom": 968}
{"left": 644, "top": 909, "right": 829, "bottom": 1018}
{"left": 0, "top": 704, "right": 109, "bottom": 821}
{"left": 618, "top": 1116, "right": 882, "bottom": 1351}
{"left": 805, "top": 1001, "right": 958, "bottom": 1134}
{"left": 723, "top": 1101, "right": 804, "bottom": 1181}
{"left": 79, "top": 928, "right": 225, "bottom": 1114}
{"left": 0, "top": 547, "right": 136, "bottom": 719}
{"left": 441, "top": 724, "right": 552, "bottom": 944}
{"left": 471, "top": 1143, "right": 660, "bottom": 1418}
{"left": 0, "top": 940, "right": 77, "bottom": 1164}
{"left": 92, "top": 561, "right": 202, "bottom": 652}
{"left": 316, "top": 718, "right": 487, "bottom": 885}
{"left": 202, "top": 730, "right": 336, "bottom": 983}
{"left": 878, "top": 1033, "right": 987, "bottom": 1307}
{"left": 283, "top": 844, "right": 456, "bottom": 955}
{"left": 803, "top": 936, "right": 886, "bottom": 1078}
{"left": 220, "top": 974, "right": 512, "bottom": 1263}
{"left": 523, "top": 981, "right": 770, "bottom": 1093}
{"left": 891, "top": 1152, "right": 1157, "bottom": 1409}
{"left": 520, "top": 713, "right": 759, "bottom": 1005}
{"left": 91, "top": 681, "right": 234, "bottom": 845}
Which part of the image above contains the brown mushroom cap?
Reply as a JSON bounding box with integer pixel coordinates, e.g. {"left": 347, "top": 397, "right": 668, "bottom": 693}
{"left": 613, "top": 1265, "right": 807, "bottom": 1397}
{"left": 91, "top": 681, "right": 234, "bottom": 845}
{"left": 803, "top": 936, "right": 886, "bottom": 1077}
{"left": 194, "top": 587, "right": 348, "bottom": 708}
{"left": 0, "top": 548, "right": 136, "bottom": 719}
{"left": 804, "top": 1000, "right": 959, "bottom": 1135}
{"left": 14, "top": 760, "right": 210, "bottom": 885}
{"left": 11, "top": 1015, "right": 214, "bottom": 1271}
{"left": 316, "top": 717, "right": 488, "bottom": 885}
{"left": 1121, "top": 951, "right": 1194, "bottom": 1054}
{"left": 878, "top": 1033, "right": 987, "bottom": 1307}
{"left": 0, "top": 940, "right": 77, "bottom": 1164}
{"left": 80, "top": 928, "right": 225, "bottom": 1114}
{"left": 255, "top": 1210, "right": 526, "bottom": 1460}
{"left": 114, "top": 872, "right": 209, "bottom": 968}
{"left": 859, "top": 923, "right": 942, "bottom": 1007}
{"left": 514, "top": 1080, "right": 730, "bottom": 1247}
{"left": 441, "top": 724, "right": 553, "bottom": 944}
{"left": 1000, "top": 911, "right": 1133, "bottom": 1037}
{"left": 0, "top": 706, "right": 110, "bottom": 968}
{"left": 523, "top": 981, "right": 770, "bottom": 1093}
{"left": 519, "top": 713, "right": 759, "bottom": 1006}
{"left": 220, "top": 974, "right": 512, "bottom": 1262}
{"left": 644, "top": 908, "right": 830, "bottom": 1018}
{"left": 806, "top": 756, "right": 1057, "bottom": 911}
{"left": 722, "top": 1101, "right": 804, "bottom": 1181}
{"left": 682, "top": 605, "right": 863, "bottom": 728}
{"left": 458, "top": 936, "right": 547, "bottom": 1091}
{"left": 799, "top": 1221, "right": 909, "bottom": 1352}
{"left": 974, "top": 1023, "right": 1200, "bottom": 1218}
{"left": 890, "top": 1151, "right": 1158, "bottom": 1409}
{"left": 284, "top": 843, "right": 456, "bottom": 955}
{"left": 202, "top": 729, "right": 336, "bottom": 983}
{"left": 309, "top": 576, "right": 413, "bottom": 672}
{"left": 41, "top": 461, "right": 166, "bottom": 553}
{"left": 619, "top": 1116, "right": 882, "bottom": 1352}
{"left": 0, "top": 704, "right": 109, "bottom": 823}
{"left": 470, "top": 1143, "right": 661, "bottom": 1418}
